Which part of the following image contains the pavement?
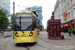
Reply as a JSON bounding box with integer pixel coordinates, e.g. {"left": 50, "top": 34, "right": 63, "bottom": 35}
{"left": 0, "top": 33, "right": 3, "bottom": 39}
{"left": 38, "top": 31, "right": 75, "bottom": 50}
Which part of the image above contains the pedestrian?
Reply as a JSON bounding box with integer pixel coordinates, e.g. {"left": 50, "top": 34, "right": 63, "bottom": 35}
{"left": 64, "top": 28, "right": 65, "bottom": 33}
{"left": 68, "top": 27, "right": 72, "bottom": 37}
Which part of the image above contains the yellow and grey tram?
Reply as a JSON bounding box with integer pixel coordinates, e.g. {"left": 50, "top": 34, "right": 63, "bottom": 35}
{"left": 13, "top": 11, "right": 38, "bottom": 43}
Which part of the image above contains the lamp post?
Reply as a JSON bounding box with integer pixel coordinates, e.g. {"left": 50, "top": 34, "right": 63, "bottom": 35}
{"left": 13, "top": 2, "right": 15, "bottom": 16}
{"left": 18, "top": 5, "right": 20, "bottom": 11}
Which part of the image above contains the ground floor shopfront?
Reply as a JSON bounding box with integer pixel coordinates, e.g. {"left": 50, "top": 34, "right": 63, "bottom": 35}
{"left": 61, "top": 19, "right": 75, "bottom": 32}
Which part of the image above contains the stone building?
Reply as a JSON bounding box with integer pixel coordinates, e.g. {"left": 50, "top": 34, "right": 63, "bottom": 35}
{"left": 54, "top": 0, "right": 75, "bottom": 32}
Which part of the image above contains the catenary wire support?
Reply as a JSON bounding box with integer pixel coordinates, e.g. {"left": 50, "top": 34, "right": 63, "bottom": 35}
{"left": 13, "top": 2, "right": 15, "bottom": 17}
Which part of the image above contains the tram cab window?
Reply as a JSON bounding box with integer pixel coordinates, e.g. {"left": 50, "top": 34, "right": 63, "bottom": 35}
{"left": 14, "top": 25, "right": 20, "bottom": 31}
{"left": 32, "top": 21, "right": 36, "bottom": 30}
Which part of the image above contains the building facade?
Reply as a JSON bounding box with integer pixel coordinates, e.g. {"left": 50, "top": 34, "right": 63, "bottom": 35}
{"left": 54, "top": 0, "right": 61, "bottom": 20}
{"left": 25, "top": 6, "right": 43, "bottom": 30}
{"left": 54, "top": 0, "right": 75, "bottom": 32}
{"left": 0, "top": 0, "right": 10, "bottom": 16}
{"left": 0, "top": 0, "right": 10, "bottom": 29}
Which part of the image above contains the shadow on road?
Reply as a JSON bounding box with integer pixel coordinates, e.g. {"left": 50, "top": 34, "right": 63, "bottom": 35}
{"left": 15, "top": 42, "right": 36, "bottom": 47}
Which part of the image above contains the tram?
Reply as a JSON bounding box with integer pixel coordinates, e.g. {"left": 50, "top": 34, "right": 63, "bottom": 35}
{"left": 13, "top": 11, "right": 38, "bottom": 43}
{"left": 42, "top": 29, "right": 44, "bottom": 31}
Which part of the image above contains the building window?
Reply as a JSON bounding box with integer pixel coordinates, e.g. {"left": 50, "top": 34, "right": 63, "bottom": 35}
{"left": 72, "top": 11, "right": 73, "bottom": 19}
{"left": 0, "top": 0, "right": 7, "bottom": 1}
{"left": 74, "top": 8, "right": 75, "bottom": 18}
{"left": 71, "top": 0, "right": 72, "bottom": 2}
{"left": 67, "top": 12, "right": 70, "bottom": 21}
{"left": 63, "top": 0, "right": 65, "bottom": 2}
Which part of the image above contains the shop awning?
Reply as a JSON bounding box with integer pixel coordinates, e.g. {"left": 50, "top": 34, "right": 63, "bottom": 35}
{"left": 62, "top": 23, "right": 71, "bottom": 27}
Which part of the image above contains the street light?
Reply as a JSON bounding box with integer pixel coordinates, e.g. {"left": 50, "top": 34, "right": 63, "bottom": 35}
{"left": 18, "top": 5, "right": 20, "bottom": 11}
{"left": 18, "top": 5, "right": 26, "bottom": 11}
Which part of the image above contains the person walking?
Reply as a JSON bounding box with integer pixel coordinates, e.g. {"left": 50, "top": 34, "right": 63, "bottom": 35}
{"left": 68, "top": 27, "right": 72, "bottom": 37}
{"left": 64, "top": 28, "right": 65, "bottom": 33}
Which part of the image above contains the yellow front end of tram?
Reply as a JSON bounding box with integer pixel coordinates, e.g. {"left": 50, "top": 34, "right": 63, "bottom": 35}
{"left": 14, "top": 29, "right": 37, "bottom": 43}
{"left": 13, "top": 11, "right": 38, "bottom": 43}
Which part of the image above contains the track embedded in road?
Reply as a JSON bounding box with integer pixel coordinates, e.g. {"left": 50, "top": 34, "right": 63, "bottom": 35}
{"left": 23, "top": 37, "right": 51, "bottom": 50}
{"left": 24, "top": 46, "right": 30, "bottom": 50}
{"left": 3, "top": 38, "right": 12, "bottom": 50}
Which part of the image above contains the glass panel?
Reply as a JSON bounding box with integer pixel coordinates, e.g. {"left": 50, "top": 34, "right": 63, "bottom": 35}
{"left": 21, "top": 22, "right": 32, "bottom": 30}
{"left": 16, "top": 17, "right": 32, "bottom": 22}
{"left": 15, "top": 17, "right": 33, "bottom": 31}
{"left": 21, "top": 17, "right": 32, "bottom": 22}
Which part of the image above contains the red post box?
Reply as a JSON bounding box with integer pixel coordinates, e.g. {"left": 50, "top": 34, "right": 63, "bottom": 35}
{"left": 48, "top": 19, "right": 63, "bottom": 39}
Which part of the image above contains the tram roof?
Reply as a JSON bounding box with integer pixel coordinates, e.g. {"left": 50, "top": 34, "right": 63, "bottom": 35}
{"left": 14, "top": 11, "right": 37, "bottom": 17}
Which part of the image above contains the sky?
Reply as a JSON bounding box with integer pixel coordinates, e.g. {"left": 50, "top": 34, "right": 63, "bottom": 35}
{"left": 10, "top": 0, "right": 57, "bottom": 29}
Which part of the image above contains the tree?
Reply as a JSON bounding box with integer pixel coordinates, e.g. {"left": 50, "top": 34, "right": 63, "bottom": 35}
{"left": 0, "top": 9, "right": 9, "bottom": 29}
{"left": 10, "top": 15, "right": 14, "bottom": 29}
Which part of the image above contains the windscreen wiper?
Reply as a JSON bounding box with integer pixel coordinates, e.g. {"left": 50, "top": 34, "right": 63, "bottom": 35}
{"left": 19, "top": 16, "right": 24, "bottom": 33}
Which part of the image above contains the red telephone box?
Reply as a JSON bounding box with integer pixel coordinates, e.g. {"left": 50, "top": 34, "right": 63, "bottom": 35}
{"left": 48, "top": 19, "right": 64, "bottom": 39}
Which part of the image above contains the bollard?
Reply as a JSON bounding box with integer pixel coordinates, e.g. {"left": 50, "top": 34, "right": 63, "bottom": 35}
{"left": 3, "top": 31, "right": 8, "bottom": 38}
{"left": 8, "top": 31, "right": 9, "bottom": 36}
{"left": 3, "top": 32, "right": 6, "bottom": 38}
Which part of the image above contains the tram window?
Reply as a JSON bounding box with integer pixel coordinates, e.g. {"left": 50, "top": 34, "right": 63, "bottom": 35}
{"left": 34, "top": 21, "right": 36, "bottom": 28}
{"left": 32, "top": 21, "right": 36, "bottom": 30}
{"left": 14, "top": 25, "right": 20, "bottom": 31}
{"left": 25, "top": 24, "right": 32, "bottom": 30}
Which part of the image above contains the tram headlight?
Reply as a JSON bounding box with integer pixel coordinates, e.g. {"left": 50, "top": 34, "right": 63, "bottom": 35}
{"left": 15, "top": 32, "right": 19, "bottom": 37}
{"left": 29, "top": 32, "right": 33, "bottom": 36}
